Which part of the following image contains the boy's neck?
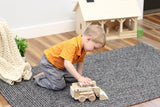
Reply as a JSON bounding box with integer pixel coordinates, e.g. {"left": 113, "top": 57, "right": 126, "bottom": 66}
{"left": 81, "top": 35, "right": 85, "bottom": 49}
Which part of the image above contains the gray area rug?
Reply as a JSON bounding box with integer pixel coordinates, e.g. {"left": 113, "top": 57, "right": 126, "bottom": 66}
{"left": 1, "top": 43, "right": 160, "bottom": 107}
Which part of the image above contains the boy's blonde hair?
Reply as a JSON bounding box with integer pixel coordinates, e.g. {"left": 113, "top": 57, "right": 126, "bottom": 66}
{"left": 83, "top": 24, "right": 106, "bottom": 47}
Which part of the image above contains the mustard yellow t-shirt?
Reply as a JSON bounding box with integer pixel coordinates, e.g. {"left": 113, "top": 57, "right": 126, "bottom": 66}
{"left": 44, "top": 35, "right": 86, "bottom": 69}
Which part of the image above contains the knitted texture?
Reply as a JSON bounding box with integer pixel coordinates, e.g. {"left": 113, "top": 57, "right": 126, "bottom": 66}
{"left": 0, "top": 21, "right": 32, "bottom": 85}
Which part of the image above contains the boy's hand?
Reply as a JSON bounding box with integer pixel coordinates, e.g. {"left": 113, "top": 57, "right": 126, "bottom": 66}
{"left": 78, "top": 76, "right": 92, "bottom": 86}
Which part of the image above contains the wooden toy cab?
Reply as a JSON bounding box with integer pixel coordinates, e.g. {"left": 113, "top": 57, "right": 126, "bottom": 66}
{"left": 70, "top": 81, "right": 108, "bottom": 102}
{"left": 74, "top": 0, "right": 141, "bottom": 40}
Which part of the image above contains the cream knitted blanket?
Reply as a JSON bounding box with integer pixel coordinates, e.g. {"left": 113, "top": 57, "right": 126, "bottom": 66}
{"left": 0, "top": 21, "right": 32, "bottom": 85}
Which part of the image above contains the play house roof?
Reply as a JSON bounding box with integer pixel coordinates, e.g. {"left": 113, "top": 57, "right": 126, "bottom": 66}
{"left": 74, "top": 0, "right": 141, "bottom": 21}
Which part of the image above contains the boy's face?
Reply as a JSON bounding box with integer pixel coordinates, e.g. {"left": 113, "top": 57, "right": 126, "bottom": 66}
{"left": 84, "top": 37, "right": 103, "bottom": 52}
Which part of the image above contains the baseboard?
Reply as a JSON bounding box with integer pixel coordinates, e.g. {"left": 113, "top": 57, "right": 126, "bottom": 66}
{"left": 11, "top": 20, "right": 75, "bottom": 39}
{"left": 144, "top": 8, "right": 160, "bottom": 15}
{"left": 11, "top": 17, "right": 143, "bottom": 39}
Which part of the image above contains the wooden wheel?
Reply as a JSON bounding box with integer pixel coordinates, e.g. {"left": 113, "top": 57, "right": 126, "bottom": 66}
{"left": 88, "top": 94, "right": 96, "bottom": 102}
{"left": 78, "top": 95, "right": 86, "bottom": 102}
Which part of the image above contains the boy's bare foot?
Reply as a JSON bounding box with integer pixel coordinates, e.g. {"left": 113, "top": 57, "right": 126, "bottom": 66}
{"left": 33, "top": 72, "right": 44, "bottom": 79}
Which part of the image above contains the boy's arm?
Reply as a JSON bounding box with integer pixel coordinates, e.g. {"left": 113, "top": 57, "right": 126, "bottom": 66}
{"left": 64, "top": 59, "right": 81, "bottom": 80}
{"left": 64, "top": 59, "right": 91, "bottom": 85}
{"left": 77, "top": 62, "right": 83, "bottom": 75}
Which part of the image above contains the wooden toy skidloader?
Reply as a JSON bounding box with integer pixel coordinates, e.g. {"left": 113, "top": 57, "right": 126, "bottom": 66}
{"left": 70, "top": 81, "right": 108, "bottom": 102}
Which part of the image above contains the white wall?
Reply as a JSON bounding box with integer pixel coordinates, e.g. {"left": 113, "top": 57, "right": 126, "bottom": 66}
{"left": 0, "top": 0, "right": 77, "bottom": 38}
{"left": 0, "top": 0, "right": 143, "bottom": 38}
{"left": 137, "top": 0, "right": 144, "bottom": 19}
{"left": 0, "top": 0, "right": 77, "bottom": 28}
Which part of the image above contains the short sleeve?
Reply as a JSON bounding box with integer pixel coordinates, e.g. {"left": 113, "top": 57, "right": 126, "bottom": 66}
{"left": 59, "top": 43, "right": 76, "bottom": 62}
{"left": 78, "top": 53, "right": 86, "bottom": 62}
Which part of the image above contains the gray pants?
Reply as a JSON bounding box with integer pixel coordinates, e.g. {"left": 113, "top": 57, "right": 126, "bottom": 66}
{"left": 34, "top": 55, "right": 77, "bottom": 90}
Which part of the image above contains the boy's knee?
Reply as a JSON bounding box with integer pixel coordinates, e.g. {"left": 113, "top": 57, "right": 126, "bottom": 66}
{"left": 50, "top": 80, "right": 66, "bottom": 91}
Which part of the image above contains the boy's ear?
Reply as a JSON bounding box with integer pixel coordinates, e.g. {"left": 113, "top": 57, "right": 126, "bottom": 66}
{"left": 86, "top": 36, "right": 92, "bottom": 41}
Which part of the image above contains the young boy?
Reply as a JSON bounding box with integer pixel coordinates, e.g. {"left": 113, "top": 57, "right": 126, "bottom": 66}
{"left": 33, "top": 24, "right": 106, "bottom": 90}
